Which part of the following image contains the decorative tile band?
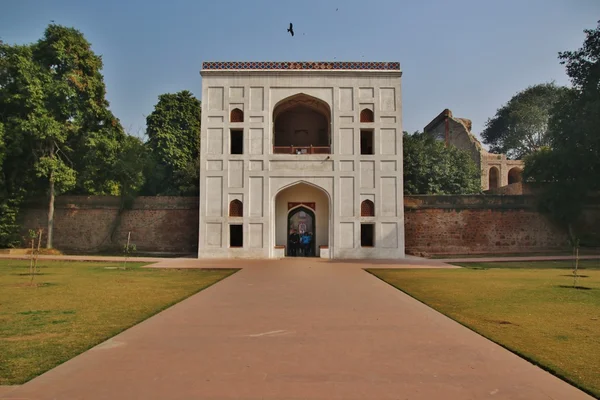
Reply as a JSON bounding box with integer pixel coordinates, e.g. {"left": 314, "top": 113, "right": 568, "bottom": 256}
{"left": 202, "top": 61, "right": 400, "bottom": 71}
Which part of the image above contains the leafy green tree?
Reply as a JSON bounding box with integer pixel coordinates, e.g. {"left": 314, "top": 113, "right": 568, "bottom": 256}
{"left": 113, "top": 135, "right": 148, "bottom": 199}
{"left": 0, "top": 24, "right": 127, "bottom": 248}
{"left": 524, "top": 21, "right": 600, "bottom": 243}
{"left": 482, "top": 83, "right": 570, "bottom": 159}
{"left": 144, "top": 91, "right": 201, "bottom": 195}
{"left": 403, "top": 131, "right": 481, "bottom": 195}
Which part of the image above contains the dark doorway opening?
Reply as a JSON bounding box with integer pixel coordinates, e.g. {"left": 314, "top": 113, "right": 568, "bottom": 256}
{"left": 287, "top": 206, "right": 316, "bottom": 257}
{"left": 361, "top": 224, "right": 375, "bottom": 247}
{"left": 229, "top": 224, "right": 243, "bottom": 247}
{"left": 230, "top": 130, "right": 243, "bottom": 154}
{"left": 360, "top": 130, "right": 374, "bottom": 155}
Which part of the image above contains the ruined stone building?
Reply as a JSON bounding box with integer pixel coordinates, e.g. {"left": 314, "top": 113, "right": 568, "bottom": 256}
{"left": 424, "top": 109, "right": 524, "bottom": 191}
{"left": 198, "top": 61, "right": 405, "bottom": 259}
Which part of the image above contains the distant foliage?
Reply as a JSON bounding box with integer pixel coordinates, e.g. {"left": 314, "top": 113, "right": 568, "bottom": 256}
{"left": 0, "top": 24, "right": 140, "bottom": 248}
{"left": 144, "top": 91, "right": 201, "bottom": 196}
{"left": 524, "top": 20, "right": 600, "bottom": 243}
{"left": 403, "top": 131, "right": 481, "bottom": 195}
{"left": 482, "top": 83, "right": 571, "bottom": 159}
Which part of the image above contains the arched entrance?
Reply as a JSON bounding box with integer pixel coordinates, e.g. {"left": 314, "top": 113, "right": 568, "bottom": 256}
{"left": 272, "top": 93, "right": 331, "bottom": 154}
{"left": 489, "top": 167, "right": 500, "bottom": 189}
{"left": 274, "top": 182, "right": 330, "bottom": 257}
{"left": 508, "top": 167, "right": 522, "bottom": 184}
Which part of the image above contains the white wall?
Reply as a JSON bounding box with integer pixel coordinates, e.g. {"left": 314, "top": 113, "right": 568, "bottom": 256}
{"left": 198, "top": 66, "right": 405, "bottom": 259}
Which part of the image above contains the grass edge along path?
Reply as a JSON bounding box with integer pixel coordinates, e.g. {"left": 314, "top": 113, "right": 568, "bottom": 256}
{"left": 0, "top": 260, "right": 238, "bottom": 385}
{"left": 366, "top": 266, "right": 600, "bottom": 399}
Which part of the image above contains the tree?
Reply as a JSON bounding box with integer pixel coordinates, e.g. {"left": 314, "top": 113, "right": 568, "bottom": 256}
{"left": 403, "top": 131, "right": 481, "bottom": 195}
{"left": 524, "top": 20, "right": 600, "bottom": 243}
{"left": 144, "top": 91, "right": 201, "bottom": 196}
{"left": 0, "top": 24, "right": 126, "bottom": 248}
{"left": 482, "top": 83, "right": 570, "bottom": 159}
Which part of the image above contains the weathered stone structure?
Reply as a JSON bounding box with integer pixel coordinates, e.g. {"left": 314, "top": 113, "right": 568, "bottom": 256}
{"left": 198, "top": 61, "right": 405, "bottom": 259}
{"left": 424, "top": 109, "right": 524, "bottom": 191}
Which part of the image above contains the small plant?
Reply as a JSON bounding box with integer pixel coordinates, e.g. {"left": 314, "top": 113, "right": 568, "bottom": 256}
{"left": 571, "top": 237, "right": 580, "bottom": 288}
{"left": 27, "top": 229, "right": 43, "bottom": 285}
{"left": 122, "top": 231, "right": 136, "bottom": 270}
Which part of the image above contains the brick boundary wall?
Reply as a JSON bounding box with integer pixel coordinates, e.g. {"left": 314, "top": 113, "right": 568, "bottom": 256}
{"left": 404, "top": 195, "right": 573, "bottom": 255}
{"left": 20, "top": 196, "right": 199, "bottom": 253}
{"left": 18, "top": 195, "right": 598, "bottom": 255}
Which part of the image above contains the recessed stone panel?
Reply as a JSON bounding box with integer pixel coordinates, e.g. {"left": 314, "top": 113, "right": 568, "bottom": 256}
{"left": 339, "top": 128, "right": 354, "bottom": 155}
{"left": 380, "top": 160, "right": 396, "bottom": 172}
{"left": 229, "top": 86, "right": 244, "bottom": 98}
{"left": 249, "top": 87, "right": 264, "bottom": 111}
{"left": 207, "top": 128, "right": 223, "bottom": 154}
{"left": 380, "top": 116, "right": 396, "bottom": 124}
{"left": 339, "top": 116, "right": 354, "bottom": 124}
{"left": 380, "top": 87, "right": 396, "bottom": 111}
{"left": 380, "top": 222, "right": 398, "bottom": 248}
{"left": 339, "top": 88, "right": 354, "bottom": 111}
{"left": 249, "top": 160, "right": 263, "bottom": 171}
{"left": 206, "top": 177, "right": 223, "bottom": 217}
{"left": 207, "top": 116, "right": 224, "bottom": 123}
{"left": 207, "top": 87, "right": 224, "bottom": 111}
{"left": 380, "top": 177, "right": 397, "bottom": 217}
{"left": 249, "top": 116, "right": 264, "bottom": 123}
{"left": 249, "top": 128, "right": 263, "bottom": 155}
{"left": 360, "top": 161, "right": 375, "bottom": 189}
{"left": 339, "top": 222, "right": 355, "bottom": 248}
{"left": 205, "top": 223, "right": 222, "bottom": 247}
{"left": 359, "top": 87, "right": 374, "bottom": 98}
{"left": 206, "top": 160, "right": 223, "bottom": 171}
{"left": 249, "top": 177, "right": 263, "bottom": 217}
{"left": 248, "top": 223, "right": 263, "bottom": 248}
{"left": 228, "top": 160, "right": 244, "bottom": 188}
{"left": 340, "top": 177, "right": 354, "bottom": 217}
{"left": 380, "top": 128, "right": 396, "bottom": 155}
{"left": 340, "top": 161, "right": 354, "bottom": 172}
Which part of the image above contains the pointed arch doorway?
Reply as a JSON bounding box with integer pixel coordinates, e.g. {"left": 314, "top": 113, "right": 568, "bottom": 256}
{"left": 274, "top": 181, "right": 330, "bottom": 257}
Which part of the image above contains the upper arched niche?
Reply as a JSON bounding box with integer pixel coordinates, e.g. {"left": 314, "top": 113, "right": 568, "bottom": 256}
{"left": 230, "top": 108, "right": 244, "bottom": 123}
{"left": 360, "top": 108, "right": 374, "bottom": 123}
{"left": 273, "top": 93, "right": 331, "bottom": 153}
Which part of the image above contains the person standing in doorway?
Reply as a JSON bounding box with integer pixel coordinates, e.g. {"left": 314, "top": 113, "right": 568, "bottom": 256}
{"left": 301, "top": 231, "right": 312, "bottom": 257}
{"left": 289, "top": 229, "right": 300, "bottom": 257}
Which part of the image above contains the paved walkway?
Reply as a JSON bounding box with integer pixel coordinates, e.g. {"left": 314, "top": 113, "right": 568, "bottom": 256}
{"left": 1, "top": 258, "right": 593, "bottom": 400}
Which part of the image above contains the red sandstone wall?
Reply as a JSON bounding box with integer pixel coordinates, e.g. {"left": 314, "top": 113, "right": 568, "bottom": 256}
{"left": 403, "top": 195, "right": 575, "bottom": 255}
{"left": 19, "top": 194, "right": 594, "bottom": 255}
{"left": 20, "top": 196, "right": 199, "bottom": 253}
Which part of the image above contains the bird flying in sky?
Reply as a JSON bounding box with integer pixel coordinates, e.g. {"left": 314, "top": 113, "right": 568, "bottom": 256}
{"left": 287, "top": 23, "right": 294, "bottom": 37}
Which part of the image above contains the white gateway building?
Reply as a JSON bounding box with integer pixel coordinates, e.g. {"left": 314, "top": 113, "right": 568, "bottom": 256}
{"left": 198, "top": 61, "right": 405, "bottom": 259}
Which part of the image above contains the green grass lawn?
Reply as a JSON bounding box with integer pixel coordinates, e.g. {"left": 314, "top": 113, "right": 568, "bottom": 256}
{"left": 0, "top": 259, "right": 236, "bottom": 385}
{"left": 368, "top": 261, "right": 600, "bottom": 398}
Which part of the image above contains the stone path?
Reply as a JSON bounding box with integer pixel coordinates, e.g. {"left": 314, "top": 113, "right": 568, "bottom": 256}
{"left": 1, "top": 258, "right": 593, "bottom": 399}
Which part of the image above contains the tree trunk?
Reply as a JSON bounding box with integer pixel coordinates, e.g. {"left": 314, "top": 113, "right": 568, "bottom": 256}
{"left": 47, "top": 169, "right": 55, "bottom": 249}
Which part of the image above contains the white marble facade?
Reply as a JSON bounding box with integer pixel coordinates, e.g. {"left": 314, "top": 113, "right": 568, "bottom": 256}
{"left": 198, "top": 61, "right": 405, "bottom": 259}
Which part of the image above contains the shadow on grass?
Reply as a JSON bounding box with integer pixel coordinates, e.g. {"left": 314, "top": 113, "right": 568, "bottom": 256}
{"left": 557, "top": 285, "right": 593, "bottom": 290}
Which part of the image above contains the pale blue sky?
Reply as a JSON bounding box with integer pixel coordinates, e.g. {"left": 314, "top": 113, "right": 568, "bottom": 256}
{"left": 2, "top": 0, "right": 599, "bottom": 141}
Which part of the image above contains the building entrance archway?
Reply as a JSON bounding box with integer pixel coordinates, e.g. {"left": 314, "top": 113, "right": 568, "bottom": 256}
{"left": 274, "top": 181, "right": 330, "bottom": 257}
